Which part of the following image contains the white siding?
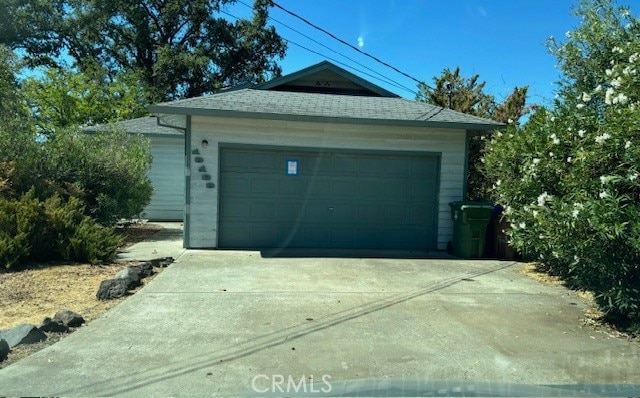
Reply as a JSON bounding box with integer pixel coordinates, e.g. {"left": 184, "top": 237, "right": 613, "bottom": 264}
{"left": 188, "top": 116, "right": 467, "bottom": 250}
{"left": 145, "top": 136, "right": 185, "bottom": 221}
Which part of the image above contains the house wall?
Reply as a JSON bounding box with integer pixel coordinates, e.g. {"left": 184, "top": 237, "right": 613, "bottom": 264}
{"left": 144, "top": 135, "right": 185, "bottom": 221}
{"left": 188, "top": 115, "right": 466, "bottom": 250}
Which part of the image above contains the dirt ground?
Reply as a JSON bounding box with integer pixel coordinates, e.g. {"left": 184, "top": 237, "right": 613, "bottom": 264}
{"left": 0, "top": 222, "right": 164, "bottom": 368}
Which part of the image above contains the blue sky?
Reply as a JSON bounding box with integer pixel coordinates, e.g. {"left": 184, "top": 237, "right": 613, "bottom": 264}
{"left": 226, "top": 0, "right": 640, "bottom": 106}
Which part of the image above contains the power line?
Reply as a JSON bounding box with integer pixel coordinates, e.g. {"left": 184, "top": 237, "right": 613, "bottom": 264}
{"left": 235, "top": 0, "right": 417, "bottom": 95}
{"left": 218, "top": 9, "right": 418, "bottom": 96}
{"left": 269, "top": 0, "right": 432, "bottom": 89}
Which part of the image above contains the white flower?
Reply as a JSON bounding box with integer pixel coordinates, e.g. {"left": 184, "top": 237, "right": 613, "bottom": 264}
{"left": 629, "top": 53, "right": 640, "bottom": 63}
{"left": 606, "top": 68, "right": 614, "bottom": 76}
{"left": 578, "top": 129, "right": 586, "bottom": 137}
{"left": 594, "top": 85, "right": 603, "bottom": 93}
{"left": 595, "top": 133, "right": 611, "bottom": 144}
{"left": 550, "top": 116, "right": 556, "bottom": 122}
{"left": 480, "top": 157, "right": 486, "bottom": 163}
{"left": 629, "top": 173, "right": 638, "bottom": 181}
{"left": 507, "top": 118, "right": 514, "bottom": 124}
{"left": 537, "top": 192, "right": 551, "bottom": 207}
{"left": 532, "top": 158, "right": 541, "bottom": 165}
{"left": 572, "top": 209, "right": 580, "bottom": 218}
{"left": 605, "top": 87, "right": 615, "bottom": 105}
{"left": 611, "top": 77, "right": 623, "bottom": 88}
{"left": 496, "top": 131, "right": 503, "bottom": 138}
{"left": 600, "top": 175, "right": 612, "bottom": 184}
{"left": 599, "top": 191, "right": 608, "bottom": 199}
{"left": 612, "top": 46, "right": 624, "bottom": 54}
{"left": 574, "top": 202, "right": 584, "bottom": 209}
{"left": 567, "top": 157, "right": 572, "bottom": 163}
{"left": 573, "top": 255, "right": 580, "bottom": 264}
{"left": 549, "top": 151, "right": 554, "bottom": 157}
{"left": 495, "top": 179, "right": 501, "bottom": 186}
{"left": 532, "top": 210, "right": 539, "bottom": 217}
{"left": 614, "top": 93, "right": 629, "bottom": 105}
{"left": 582, "top": 92, "right": 591, "bottom": 102}
{"left": 550, "top": 133, "right": 560, "bottom": 144}
{"left": 625, "top": 141, "right": 632, "bottom": 149}
{"left": 576, "top": 103, "right": 585, "bottom": 109}
{"left": 519, "top": 222, "right": 526, "bottom": 230}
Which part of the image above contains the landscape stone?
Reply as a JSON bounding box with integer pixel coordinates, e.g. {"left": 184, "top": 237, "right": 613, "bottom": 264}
{"left": 0, "top": 339, "right": 9, "bottom": 361}
{"left": 53, "top": 310, "right": 85, "bottom": 328}
{"left": 39, "top": 317, "right": 69, "bottom": 333}
{"left": 96, "top": 278, "right": 131, "bottom": 300}
{"left": 114, "top": 267, "right": 142, "bottom": 287}
{"left": 0, "top": 324, "right": 47, "bottom": 348}
{"left": 150, "top": 257, "right": 174, "bottom": 268}
{"left": 131, "top": 261, "right": 154, "bottom": 278}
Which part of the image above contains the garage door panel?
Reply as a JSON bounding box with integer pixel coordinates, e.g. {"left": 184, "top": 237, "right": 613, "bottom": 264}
{"left": 334, "top": 156, "right": 359, "bottom": 175}
{"left": 218, "top": 147, "right": 439, "bottom": 250}
{"left": 411, "top": 180, "right": 436, "bottom": 199}
{"left": 303, "top": 228, "right": 330, "bottom": 246}
{"left": 279, "top": 179, "right": 304, "bottom": 195}
{"left": 251, "top": 178, "right": 278, "bottom": 194}
{"left": 386, "top": 158, "right": 411, "bottom": 175}
{"left": 332, "top": 180, "right": 358, "bottom": 197}
{"left": 221, "top": 175, "right": 250, "bottom": 194}
{"left": 331, "top": 204, "right": 359, "bottom": 222}
{"left": 359, "top": 181, "right": 383, "bottom": 197}
{"left": 359, "top": 157, "right": 384, "bottom": 174}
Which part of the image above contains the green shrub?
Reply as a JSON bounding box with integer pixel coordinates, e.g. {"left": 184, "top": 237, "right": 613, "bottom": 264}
{"left": 0, "top": 191, "right": 123, "bottom": 268}
{"left": 483, "top": 1, "right": 640, "bottom": 323}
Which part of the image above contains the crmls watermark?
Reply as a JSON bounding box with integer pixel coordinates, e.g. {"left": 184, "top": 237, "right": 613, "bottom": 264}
{"left": 251, "top": 374, "right": 332, "bottom": 394}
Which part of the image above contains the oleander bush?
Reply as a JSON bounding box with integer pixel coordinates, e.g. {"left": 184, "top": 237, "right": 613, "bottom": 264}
{"left": 483, "top": 0, "right": 640, "bottom": 325}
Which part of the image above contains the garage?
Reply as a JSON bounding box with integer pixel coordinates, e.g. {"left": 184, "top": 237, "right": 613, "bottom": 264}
{"left": 149, "top": 61, "right": 502, "bottom": 250}
{"left": 218, "top": 146, "right": 439, "bottom": 250}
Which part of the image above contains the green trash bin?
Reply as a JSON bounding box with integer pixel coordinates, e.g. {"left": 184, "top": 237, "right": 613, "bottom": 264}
{"left": 449, "top": 201, "right": 493, "bottom": 259}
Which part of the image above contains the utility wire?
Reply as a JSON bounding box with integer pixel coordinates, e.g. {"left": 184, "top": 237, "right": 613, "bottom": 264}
{"left": 269, "top": 0, "right": 432, "bottom": 90}
{"left": 235, "top": 0, "right": 417, "bottom": 96}
{"left": 219, "top": 9, "right": 418, "bottom": 96}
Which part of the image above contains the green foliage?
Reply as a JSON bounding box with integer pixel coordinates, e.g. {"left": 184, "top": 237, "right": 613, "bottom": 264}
{"left": 417, "top": 67, "right": 529, "bottom": 200}
{"left": 23, "top": 63, "right": 148, "bottom": 135}
{"left": 1, "top": 0, "right": 287, "bottom": 102}
{"left": 484, "top": 0, "right": 640, "bottom": 323}
{"left": 0, "top": 190, "right": 123, "bottom": 268}
{"left": 42, "top": 129, "right": 153, "bottom": 225}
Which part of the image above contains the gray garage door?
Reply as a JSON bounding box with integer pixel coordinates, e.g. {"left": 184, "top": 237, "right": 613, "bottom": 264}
{"left": 218, "top": 146, "right": 439, "bottom": 250}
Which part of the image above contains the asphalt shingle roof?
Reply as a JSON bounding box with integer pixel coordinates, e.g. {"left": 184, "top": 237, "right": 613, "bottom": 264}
{"left": 150, "top": 89, "right": 502, "bottom": 130}
{"left": 85, "top": 116, "right": 182, "bottom": 136}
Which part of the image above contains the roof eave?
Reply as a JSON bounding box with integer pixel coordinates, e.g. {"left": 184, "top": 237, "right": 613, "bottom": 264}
{"left": 148, "top": 105, "right": 503, "bottom": 131}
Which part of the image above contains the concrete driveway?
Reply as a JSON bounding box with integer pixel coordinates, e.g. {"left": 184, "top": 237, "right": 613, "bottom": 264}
{"left": 0, "top": 250, "right": 638, "bottom": 396}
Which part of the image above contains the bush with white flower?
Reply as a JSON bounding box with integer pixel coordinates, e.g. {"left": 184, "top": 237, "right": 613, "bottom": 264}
{"left": 484, "top": 0, "right": 640, "bottom": 326}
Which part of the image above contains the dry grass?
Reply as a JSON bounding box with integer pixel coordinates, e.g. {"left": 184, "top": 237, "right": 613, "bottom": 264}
{"left": 0, "top": 223, "right": 164, "bottom": 367}
{"left": 0, "top": 263, "right": 129, "bottom": 329}
{"left": 520, "top": 262, "right": 565, "bottom": 286}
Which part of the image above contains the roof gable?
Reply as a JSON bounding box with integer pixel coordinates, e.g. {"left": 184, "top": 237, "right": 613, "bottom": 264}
{"left": 253, "top": 61, "right": 399, "bottom": 98}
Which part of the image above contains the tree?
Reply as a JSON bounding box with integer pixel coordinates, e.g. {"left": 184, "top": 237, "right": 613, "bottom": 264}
{"left": 483, "top": 0, "right": 640, "bottom": 326}
{"left": 417, "top": 67, "right": 529, "bottom": 199}
{"left": 23, "top": 63, "right": 148, "bottom": 135}
{"left": 1, "top": 0, "right": 287, "bottom": 102}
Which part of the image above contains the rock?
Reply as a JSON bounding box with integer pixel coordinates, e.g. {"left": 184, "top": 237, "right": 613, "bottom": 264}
{"left": 150, "top": 257, "right": 174, "bottom": 268}
{"left": 53, "top": 310, "right": 85, "bottom": 328}
{"left": 0, "top": 339, "right": 9, "bottom": 361}
{"left": 39, "top": 317, "right": 69, "bottom": 333}
{"left": 114, "top": 267, "right": 142, "bottom": 288}
{"left": 131, "top": 261, "right": 154, "bottom": 278}
{"left": 96, "top": 278, "right": 131, "bottom": 300}
{"left": 0, "top": 324, "right": 47, "bottom": 348}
